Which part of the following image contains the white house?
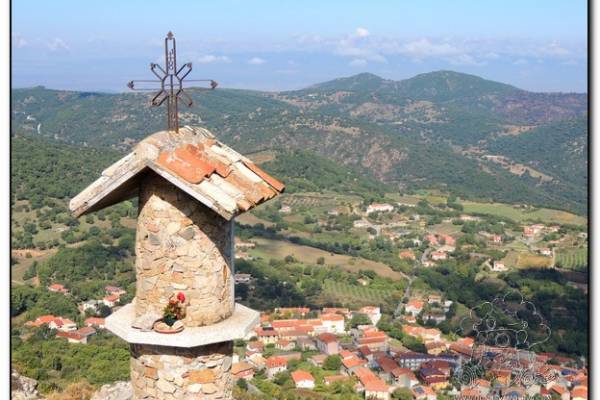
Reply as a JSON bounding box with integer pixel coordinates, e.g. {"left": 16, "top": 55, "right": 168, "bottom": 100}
{"left": 405, "top": 300, "right": 424, "bottom": 317}
{"left": 367, "top": 203, "right": 394, "bottom": 215}
{"left": 265, "top": 356, "right": 287, "bottom": 378}
{"left": 49, "top": 317, "right": 77, "bottom": 332}
{"left": 320, "top": 313, "right": 346, "bottom": 334}
{"left": 492, "top": 261, "right": 508, "bottom": 272}
{"left": 291, "top": 370, "right": 315, "bottom": 389}
{"left": 359, "top": 306, "right": 381, "bottom": 326}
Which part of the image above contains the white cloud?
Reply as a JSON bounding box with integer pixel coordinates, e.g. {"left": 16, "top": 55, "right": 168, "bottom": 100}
{"left": 447, "top": 54, "right": 487, "bottom": 67}
{"left": 248, "top": 57, "right": 266, "bottom": 65}
{"left": 335, "top": 44, "right": 387, "bottom": 63}
{"left": 12, "top": 34, "right": 28, "bottom": 48}
{"left": 513, "top": 58, "right": 529, "bottom": 65}
{"left": 198, "top": 55, "right": 231, "bottom": 64}
{"left": 398, "top": 38, "right": 461, "bottom": 58}
{"left": 539, "top": 41, "right": 570, "bottom": 57}
{"left": 47, "top": 37, "right": 69, "bottom": 52}
{"left": 349, "top": 58, "right": 368, "bottom": 67}
{"left": 355, "top": 27, "right": 370, "bottom": 38}
{"left": 561, "top": 59, "right": 579, "bottom": 66}
{"left": 481, "top": 52, "right": 500, "bottom": 60}
{"left": 275, "top": 68, "right": 299, "bottom": 74}
{"left": 296, "top": 34, "right": 323, "bottom": 45}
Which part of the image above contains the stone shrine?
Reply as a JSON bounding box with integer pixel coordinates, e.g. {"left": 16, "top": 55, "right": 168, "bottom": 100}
{"left": 70, "top": 125, "right": 284, "bottom": 399}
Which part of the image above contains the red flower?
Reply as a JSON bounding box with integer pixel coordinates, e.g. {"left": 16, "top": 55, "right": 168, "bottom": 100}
{"left": 177, "top": 292, "right": 186, "bottom": 303}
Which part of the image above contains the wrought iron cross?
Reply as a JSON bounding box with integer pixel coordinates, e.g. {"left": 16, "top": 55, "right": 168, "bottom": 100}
{"left": 127, "top": 31, "right": 218, "bottom": 132}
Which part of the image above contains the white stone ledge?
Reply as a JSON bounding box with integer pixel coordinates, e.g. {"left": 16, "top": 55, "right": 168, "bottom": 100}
{"left": 106, "top": 303, "right": 259, "bottom": 348}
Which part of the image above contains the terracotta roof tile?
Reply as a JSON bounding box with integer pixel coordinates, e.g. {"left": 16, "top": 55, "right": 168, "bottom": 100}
{"left": 70, "top": 126, "right": 284, "bottom": 220}
{"left": 242, "top": 160, "right": 285, "bottom": 192}
{"left": 291, "top": 370, "right": 314, "bottom": 383}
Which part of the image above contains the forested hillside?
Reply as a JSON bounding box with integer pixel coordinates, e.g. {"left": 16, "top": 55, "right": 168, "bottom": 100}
{"left": 11, "top": 71, "right": 588, "bottom": 214}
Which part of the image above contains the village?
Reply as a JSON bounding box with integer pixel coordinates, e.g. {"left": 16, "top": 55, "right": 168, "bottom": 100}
{"left": 24, "top": 284, "right": 123, "bottom": 345}
{"left": 11, "top": 187, "right": 588, "bottom": 400}
{"left": 15, "top": 193, "right": 588, "bottom": 399}
{"left": 21, "top": 283, "right": 588, "bottom": 400}
{"left": 244, "top": 193, "right": 588, "bottom": 282}
{"left": 230, "top": 303, "right": 587, "bottom": 400}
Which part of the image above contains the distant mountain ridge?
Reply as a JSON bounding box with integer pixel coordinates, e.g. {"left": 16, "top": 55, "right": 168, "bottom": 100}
{"left": 11, "top": 70, "right": 588, "bottom": 214}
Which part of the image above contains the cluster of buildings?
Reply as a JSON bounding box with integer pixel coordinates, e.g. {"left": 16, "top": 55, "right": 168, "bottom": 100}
{"left": 234, "top": 239, "right": 256, "bottom": 261}
{"left": 229, "top": 306, "right": 588, "bottom": 400}
{"left": 23, "top": 284, "right": 125, "bottom": 344}
{"left": 403, "top": 294, "right": 452, "bottom": 326}
{"left": 423, "top": 233, "right": 456, "bottom": 266}
{"left": 25, "top": 314, "right": 106, "bottom": 344}
{"left": 79, "top": 285, "right": 127, "bottom": 313}
{"left": 366, "top": 203, "right": 395, "bottom": 215}
{"left": 523, "top": 223, "right": 559, "bottom": 239}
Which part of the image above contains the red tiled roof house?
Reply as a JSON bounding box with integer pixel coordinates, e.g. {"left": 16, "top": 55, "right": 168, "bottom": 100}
{"left": 316, "top": 332, "right": 340, "bottom": 355}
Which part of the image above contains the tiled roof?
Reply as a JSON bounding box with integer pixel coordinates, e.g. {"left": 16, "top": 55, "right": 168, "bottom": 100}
{"left": 84, "top": 317, "right": 105, "bottom": 326}
{"left": 78, "top": 326, "right": 96, "bottom": 335}
{"left": 39, "top": 315, "right": 56, "bottom": 323}
{"left": 321, "top": 313, "right": 344, "bottom": 321}
{"left": 70, "top": 126, "right": 284, "bottom": 220}
{"left": 407, "top": 300, "right": 424, "bottom": 309}
{"left": 364, "top": 380, "right": 389, "bottom": 392}
{"left": 56, "top": 331, "right": 84, "bottom": 341}
{"left": 342, "top": 356, "right": 367, "bottom": 369}
{"left": 104, "top": 294, "right": 120, "bottom": 302}
{"left": 376, "top": 356, "right": 399, "bottom": 373}
{"left": 317, "top": 332, "right": 338, "bottom": 344}
{"left": 354, "top": 367, "right": 378, "bottom": 384}
{"left": 265, "top": 356, "right": 287, "bottom": 368}
{"left": 339, "top": 350, "right": 355, "bottom": 359}
{"left": 291, "top": 370, "right": 314, "bottom": 383}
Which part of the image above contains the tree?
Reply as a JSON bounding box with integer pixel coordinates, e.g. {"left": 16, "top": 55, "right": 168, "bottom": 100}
{"left": 348, "top": 313, "right": 371, "bottom": 328}
{"left": 323, "top": 355, "right": 342, "bottom": 371}
{"left": 97, "top": 305, "right": 112, "bottom": 318}
{"left": 273, "top": 371, "right": 291, "bottom": 386}
{"left": 236, "top": 378, "right": 248, "bottom": 391}
{"left": 392, "top": 388, "right": 413, "bottom": 400}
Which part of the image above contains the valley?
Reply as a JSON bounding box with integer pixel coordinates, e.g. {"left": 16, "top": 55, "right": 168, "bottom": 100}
{"left": 10, "top": 71, "right": 588, "bottom": 398}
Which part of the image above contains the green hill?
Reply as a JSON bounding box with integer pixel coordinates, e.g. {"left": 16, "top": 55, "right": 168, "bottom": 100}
{"left": 11, "top": 70, "right": 588, "bottom": 214}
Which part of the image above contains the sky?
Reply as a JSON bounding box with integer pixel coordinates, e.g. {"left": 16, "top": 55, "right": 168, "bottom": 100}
{"left": 11, "top": 1, "right": 588, "bottom": 93}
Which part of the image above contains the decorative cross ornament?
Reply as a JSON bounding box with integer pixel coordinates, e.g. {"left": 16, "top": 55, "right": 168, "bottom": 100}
{"left": 128, "top": 31, "right": 218, "bottom": 132}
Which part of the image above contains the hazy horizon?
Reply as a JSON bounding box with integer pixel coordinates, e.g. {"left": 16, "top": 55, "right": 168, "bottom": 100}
{"left": 10, "top": 69, "right": 589, "bottom": 95}
{"left": 12, "top": 1, "right": 587, "bottom": 93}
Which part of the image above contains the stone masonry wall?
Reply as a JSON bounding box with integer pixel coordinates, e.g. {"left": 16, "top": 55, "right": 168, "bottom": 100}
{"left": 130, "top": 341, "right": 233, "bottom": 400}
{"left": 135, "top": 173, "right": 234, "bottom": 327}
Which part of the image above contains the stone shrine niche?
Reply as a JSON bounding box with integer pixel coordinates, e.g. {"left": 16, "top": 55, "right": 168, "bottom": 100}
{"left": 70, "top": 126, "right": 284, "bottom": 399}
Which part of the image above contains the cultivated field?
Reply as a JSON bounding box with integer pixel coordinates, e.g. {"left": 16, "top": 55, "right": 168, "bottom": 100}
{"left": 555, "top": 248, "right": 588, "bottom": 271}
{"left": 322, "top": 280, "right": 396, "bottom": 305}
{"left": 249, "top": 237, "right": 405, "bottom": 280}
{"left": 461, "top": 201, "right": 587, "bottom": 226}
{"left": 237, "top": 212, "right": 275, "bottom": 227}
{"left": 516, "top": 253, "right": 553, "bottom": 269}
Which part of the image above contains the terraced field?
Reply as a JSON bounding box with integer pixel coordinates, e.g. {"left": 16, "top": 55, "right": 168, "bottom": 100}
{"left": 555, "top": 248, "right": 588, "bottom": 271}
{"left": 322, "top": 280, "right": 396, "bottom": 305}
